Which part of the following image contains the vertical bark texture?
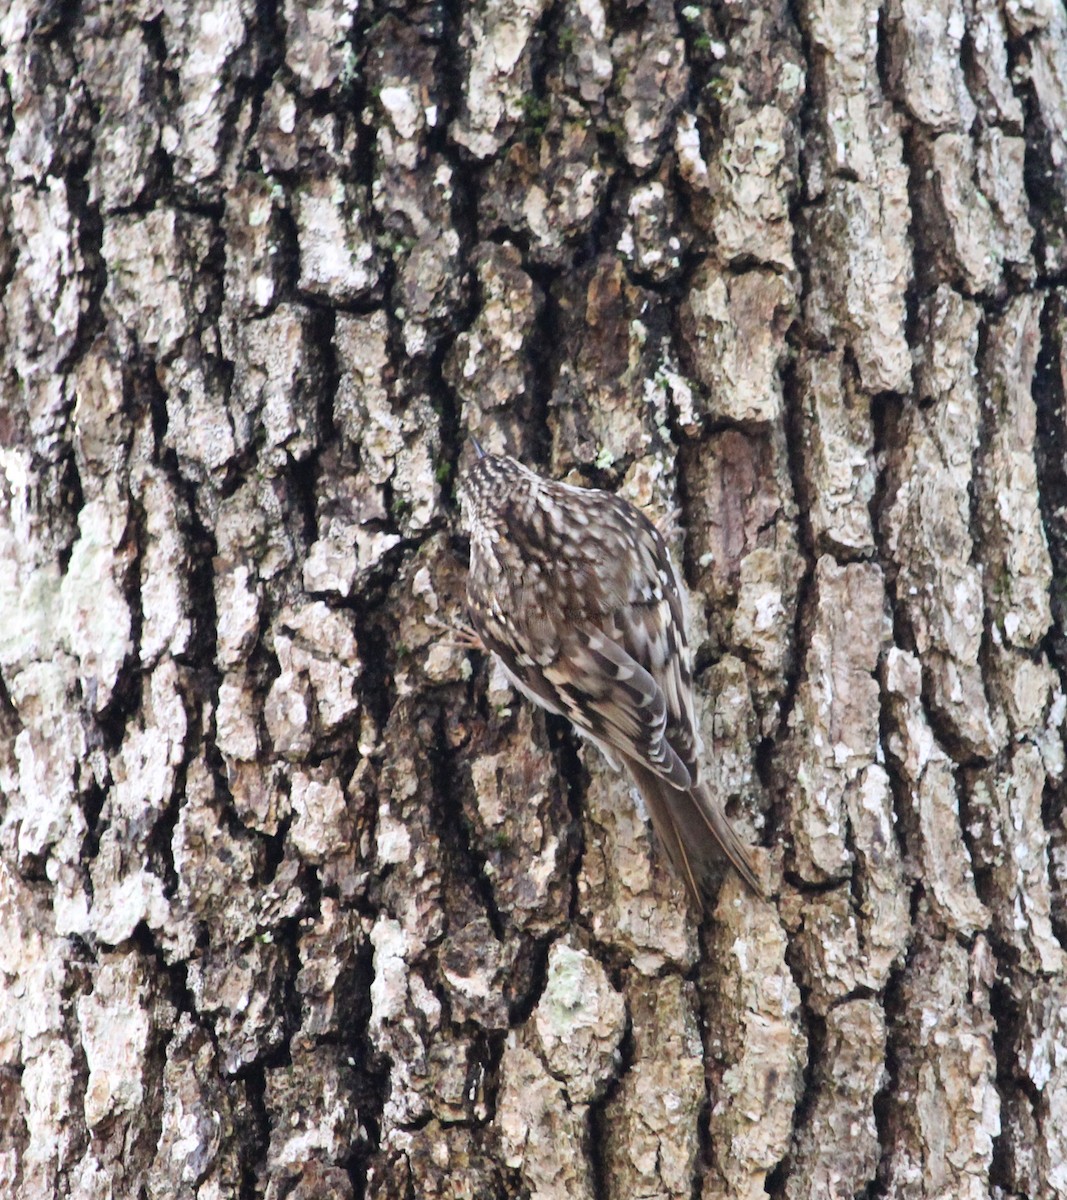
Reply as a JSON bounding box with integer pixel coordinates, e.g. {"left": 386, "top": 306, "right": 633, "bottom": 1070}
{"left": 0, "top": 0, "right": 1065, "bottom": 1197}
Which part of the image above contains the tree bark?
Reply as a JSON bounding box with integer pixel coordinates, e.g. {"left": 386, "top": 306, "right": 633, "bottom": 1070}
{"left": 1, "top": 0, "right": 1065, "bottom": 1197}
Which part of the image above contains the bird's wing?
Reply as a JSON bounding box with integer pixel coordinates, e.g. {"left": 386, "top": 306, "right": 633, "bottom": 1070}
{"left": 483, "top": 617, "right": 692, "bottom": 790}
{"left": 544, "top": 624, "right": 692, "bottom": 789}
{"left": 607, "top": 549, "right": 700, "bottom": 782}
{"left": 606, "top": 514, "right": 701, "bottom": 783}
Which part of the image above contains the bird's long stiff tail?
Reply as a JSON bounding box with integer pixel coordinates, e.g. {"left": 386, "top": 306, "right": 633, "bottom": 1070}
{"left": 627, "top": 760, "right": 765, "bottom": 910}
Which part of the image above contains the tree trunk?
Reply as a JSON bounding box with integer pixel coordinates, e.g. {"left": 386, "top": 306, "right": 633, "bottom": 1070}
{"left": 1, "top": 0, "right": 1066, "bottom": 1196}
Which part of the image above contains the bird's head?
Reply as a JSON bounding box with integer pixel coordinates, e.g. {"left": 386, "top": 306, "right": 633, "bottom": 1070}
{"left": 458, "top": 449, "right": 538, "bottom": 565}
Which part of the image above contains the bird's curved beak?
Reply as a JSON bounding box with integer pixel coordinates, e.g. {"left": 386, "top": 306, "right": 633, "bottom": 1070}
{"left": 470, "top": 436, "right": 486, "bottom": 459}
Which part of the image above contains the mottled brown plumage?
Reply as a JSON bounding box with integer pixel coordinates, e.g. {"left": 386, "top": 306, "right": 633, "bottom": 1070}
{"left": 458, "top": 449, "right": 763, "bottom": 909}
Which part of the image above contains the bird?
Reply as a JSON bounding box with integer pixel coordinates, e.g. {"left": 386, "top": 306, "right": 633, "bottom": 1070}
{"left": 457, "top": 443, "right": 763, "bottom": 910}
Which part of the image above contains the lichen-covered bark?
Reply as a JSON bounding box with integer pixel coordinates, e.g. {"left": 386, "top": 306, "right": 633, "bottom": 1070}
{"left": 0, "top": 0, "right": 1065, "bottom": 1197}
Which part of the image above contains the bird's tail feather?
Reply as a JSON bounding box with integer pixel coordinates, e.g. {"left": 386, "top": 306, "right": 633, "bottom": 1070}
{"left": 627, "top": 761, "right": 764, "bottom": 909}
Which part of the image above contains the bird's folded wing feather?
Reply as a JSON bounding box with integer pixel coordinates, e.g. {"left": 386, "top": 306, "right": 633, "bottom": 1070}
{"left": 483, "top": 618, "right": 692, "bottom": 790}
{"left": 543, "top": 626, "right": 692, "bottom": 789}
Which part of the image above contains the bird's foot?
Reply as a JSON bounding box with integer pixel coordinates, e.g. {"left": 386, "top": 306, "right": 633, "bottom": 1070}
{"left": 655, "top": 507, "right": 683, "bottom": 539}
{"left": 426, "top": 614, "right": 485, "bottom": 652}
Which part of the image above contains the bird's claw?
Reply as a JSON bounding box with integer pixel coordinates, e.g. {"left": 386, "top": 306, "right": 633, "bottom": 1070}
{"left": 426, "top": 614, "right": 485, "bottom": 652}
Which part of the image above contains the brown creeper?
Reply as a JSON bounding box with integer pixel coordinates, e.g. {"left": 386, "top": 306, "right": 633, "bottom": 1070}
{"left": 458, "top": 446, "right": 763, "bottom": 908}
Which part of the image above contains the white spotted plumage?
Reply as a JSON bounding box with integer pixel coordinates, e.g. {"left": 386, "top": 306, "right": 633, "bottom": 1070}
{"left": 459, "top": 449, "right": 763, "bottom": 907}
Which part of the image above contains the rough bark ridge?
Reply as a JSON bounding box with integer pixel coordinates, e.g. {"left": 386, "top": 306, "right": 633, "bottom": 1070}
{"left": 0, "top": 0, "right": 1065, "bottom": 1197}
